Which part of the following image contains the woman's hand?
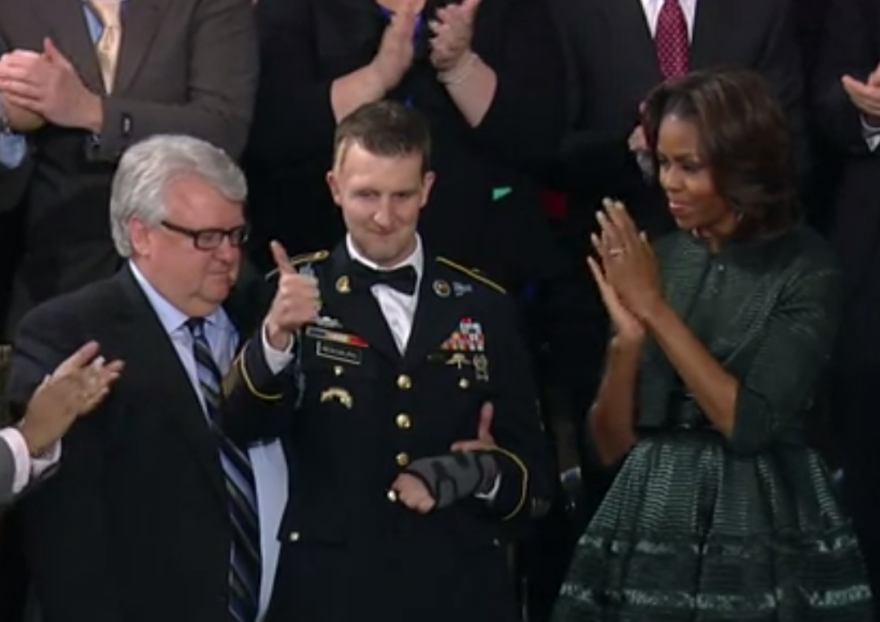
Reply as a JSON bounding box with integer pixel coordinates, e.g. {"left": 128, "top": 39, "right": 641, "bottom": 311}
{"left": 595, "top": 198, "right": 663, "bottom": 321}
{"left": 428, "top": 0, "right": 480, "bottom": 74}
{"left": 587, "top": 243, "right": 644, "bottom": 344}
{"left": 369, "top": 0, "right": 419, "bottom": 92}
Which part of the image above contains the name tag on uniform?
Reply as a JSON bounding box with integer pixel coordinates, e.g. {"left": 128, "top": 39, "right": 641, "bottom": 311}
{"left": 316, "top": 341, "right": 363, "bottom": 365}
{"left": 305, "top": 326, "right": 368, "bottom": 365}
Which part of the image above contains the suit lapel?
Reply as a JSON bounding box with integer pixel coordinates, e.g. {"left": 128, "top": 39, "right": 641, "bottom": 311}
{"left": 35, "top": 0, "right": 104, "bottom": 92}
{"left": 113, "top": 0, "right": 169, "bottom": 93}
{"left": 402, "top": 258, "right": 465, "bottom": 369}
{"left": 690, "top": 0, "right": 735, "bottom": 69}
{"left": 602, "top": 0, "right": 663, "bottom": 90}
{"left": 111, "top": 267, "right": 227, "bottom": 504}
{"left": 321, "top": 245, "right": 400, "bottom": 362}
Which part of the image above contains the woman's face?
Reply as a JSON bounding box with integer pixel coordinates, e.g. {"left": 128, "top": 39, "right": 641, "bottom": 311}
{"left": 655, "top": 114, "right": 738, "bottom": 243}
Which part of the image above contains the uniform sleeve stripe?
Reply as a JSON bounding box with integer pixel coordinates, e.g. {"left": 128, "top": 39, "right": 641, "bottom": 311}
{"left": 490, "top": 446, "right": 529, "bottom": 520}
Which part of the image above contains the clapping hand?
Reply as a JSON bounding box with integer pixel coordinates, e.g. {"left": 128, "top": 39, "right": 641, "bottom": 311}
{"left": 263, "top": 241, "right": 321, "bottom": 351}
{"left": 590, "top": 198, "right": 662, "bottom": 326}
{"left": 842, "top": 61, "right": 880, "bottom": 123}
{"left": 428, "top": 0, "right": 481, "bottom": 74}
{"left": 369, "top": 0, "right": 419, "bottom": 92}
{"left": 18, "top": 341, "right": 124, "bottom": 455}
{"left": 0, "top": 39, "right": 101, "bottom": 131}
{"left": 0, "top": 51, "right": 45, "bottom": 132}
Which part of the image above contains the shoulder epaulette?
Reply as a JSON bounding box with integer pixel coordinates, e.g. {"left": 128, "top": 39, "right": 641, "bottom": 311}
{"left": 288, "top": 250, "right": 329, "bottom": 268}
{"left": 436, "top": 256, "right": 506, "bottom": 294}
{"left": 266, "top": 250, "right": 329, "bottom": 279}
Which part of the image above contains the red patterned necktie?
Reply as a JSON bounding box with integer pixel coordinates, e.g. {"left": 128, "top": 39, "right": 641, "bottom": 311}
{"left": 655, "top": 0, "right": 689, "bottom": 79}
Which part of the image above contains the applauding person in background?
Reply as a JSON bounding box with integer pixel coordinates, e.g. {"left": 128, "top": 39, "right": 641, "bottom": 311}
{"left": 552, "top": 69, "right": 873, "bottom": 621}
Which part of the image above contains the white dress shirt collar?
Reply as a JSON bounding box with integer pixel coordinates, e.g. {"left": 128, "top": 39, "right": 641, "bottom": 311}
{"left": 128, "top": 261, "right": 229, "bottom": 335}
{"left": 640, "top": 0, "right": 697, "bottom": 37}
{"left": 344, "top": 233, "right": 425, "bottom": 291}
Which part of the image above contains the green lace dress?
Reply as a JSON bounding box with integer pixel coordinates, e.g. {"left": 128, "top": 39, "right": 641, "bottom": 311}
{"left": 553, "top": 226, "right": 874, "bottom": 621}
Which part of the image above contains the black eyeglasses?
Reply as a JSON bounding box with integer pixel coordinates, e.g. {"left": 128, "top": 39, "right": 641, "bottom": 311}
{"left": 161, "top": 220, "right": 250, "bottom": 250}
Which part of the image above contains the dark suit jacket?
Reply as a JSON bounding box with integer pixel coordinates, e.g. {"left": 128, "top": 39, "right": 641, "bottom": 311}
{"left": 244, "top": 0, "right": 567, "bottom": 292}
{"left": 223, "top": 245, "right": 553, "bottom": 622}
{"left": 0, "top": 437, "right": 15, "bottom": 507}
{"left": 552, "top": 0, "right": 806, "bottom": 237}
{"left": 0, "top": 0, "right": 257, "bottom": 331}
{"left": 812, "top": 0, "right": 880, "bottom": 607}
{"left": 5, "top": 266, "right": 288, "bottom": 622}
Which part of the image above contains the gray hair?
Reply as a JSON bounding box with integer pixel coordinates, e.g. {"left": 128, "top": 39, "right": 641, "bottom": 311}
{"left": 109, "top": 135, "right": 247, "bottom": 257}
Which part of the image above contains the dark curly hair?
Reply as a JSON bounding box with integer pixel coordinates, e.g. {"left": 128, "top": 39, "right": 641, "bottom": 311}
{"left": 642, "top": 68, "right": 799, "bottom": 239}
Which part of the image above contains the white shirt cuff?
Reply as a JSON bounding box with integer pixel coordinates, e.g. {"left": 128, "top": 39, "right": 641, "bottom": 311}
{"left": 861, "top": 116, "right": 880, "bottom": 151}
{"left": 475, "top": 475, "right": 501, "bottom": 501}
{"left": 261, "top": 322, "right": 295, "bottom": 375}
{"left": 0, "top": 427, "right": 31, "bottom": 494}
{"left": 31, "top": 440, "right": 62, "bottom": 479}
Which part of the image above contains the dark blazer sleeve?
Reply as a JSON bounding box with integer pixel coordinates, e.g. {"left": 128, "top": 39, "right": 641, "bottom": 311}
{"left": 245, "top": 0, "right": 336, "bottom": 167}
{"left": 93, "top": 0, "right": 258, "bottom": 161}
{"left": 0, "top": 152, "right": 33, "bottom": 214}
{"left": 483, "top": 294, "right": 553, "bottom": 526}
{"left": 730, "top": 262, "right": 842, "bottom": 454}
{"left": 6, "top": 303, "right": 125, "bottom": 622}
{"left": 469, "top": 0, "right": 567, "bottom": 167}
{"left": 221, "top": 332, "right": 299, "bottom": 442}
{"left": 812, "top": 0, "right": 878, "bottom": 154}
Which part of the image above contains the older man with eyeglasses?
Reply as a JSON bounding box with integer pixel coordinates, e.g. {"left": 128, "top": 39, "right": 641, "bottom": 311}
{"left": 5, "top": 134, "right": 298, "bottom": 622}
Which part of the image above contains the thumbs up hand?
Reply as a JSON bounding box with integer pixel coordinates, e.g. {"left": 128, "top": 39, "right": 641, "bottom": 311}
{"left": 263, "top": 240, "right": 321, "bottom": 350}
{"left": 450, "top": 401, "right": 497, "bottom": 452}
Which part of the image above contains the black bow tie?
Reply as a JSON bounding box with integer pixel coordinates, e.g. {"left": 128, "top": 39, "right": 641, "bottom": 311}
{"left": 351, "top": 262, "right": 418, "bottom": 295}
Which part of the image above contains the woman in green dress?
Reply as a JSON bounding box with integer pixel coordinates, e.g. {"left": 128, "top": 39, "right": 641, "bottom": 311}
{"left": 552, "top": 68, "right": 874, "bottom": 621}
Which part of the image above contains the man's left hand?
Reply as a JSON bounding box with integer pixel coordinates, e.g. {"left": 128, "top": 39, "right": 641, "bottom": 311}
{"left": 0, "top": 38, "right": 103, "bottom": 132}
{"left": 450, "top": 401, "right": 496, "bottom": 452}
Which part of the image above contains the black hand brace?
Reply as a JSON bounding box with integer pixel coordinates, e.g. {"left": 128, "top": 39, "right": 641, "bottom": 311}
{"left": 403, "top": 451, "right": 499, "bottom": 509}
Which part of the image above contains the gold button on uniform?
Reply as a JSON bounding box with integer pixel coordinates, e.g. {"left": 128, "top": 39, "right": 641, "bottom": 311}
{"left": 459, "top": 378, "right": 469, "bottom": 389}
{"left": 397, "top": 374, "right": 412, "bottom": 389}
{"left": 289, "top": 531, "right": 300, "bottom": 542}
{"left": 395, "top": 413, "right": 412, "bottom": 429}
{"left": 387, "top": 489, "right": 398, "bottom": 502}
{"left": 396, "top": 452, "right": 410, "bottom": 467}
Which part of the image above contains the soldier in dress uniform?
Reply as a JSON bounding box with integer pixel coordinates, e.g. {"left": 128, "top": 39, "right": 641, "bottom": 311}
{"left": 221, "top": 100, "right": 552, "bottom": 622}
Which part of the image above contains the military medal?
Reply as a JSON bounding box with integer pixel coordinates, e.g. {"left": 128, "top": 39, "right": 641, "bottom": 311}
{"left": 445, "top": 353, "right": 471, "bottom": 369}
{"left": 459, "top": 318, "right": 485, "bottom": 352}
{"left": 433, "top": 279, "right": 450, "bottom": 297}
{"left": 320, "top": 387, "right": 353, "bottom": 409}
{"left": 474, "top": 354, "right": 489, "bottom": 381}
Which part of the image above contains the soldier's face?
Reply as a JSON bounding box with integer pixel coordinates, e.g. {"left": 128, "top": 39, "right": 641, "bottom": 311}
{"left": 327, "top": 143, "right": 435, "bottom": 267}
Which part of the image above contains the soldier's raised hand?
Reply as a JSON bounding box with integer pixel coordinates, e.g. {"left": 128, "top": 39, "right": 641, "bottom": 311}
{"left": 264, "top": 240, "right": 321, "bottom": 350}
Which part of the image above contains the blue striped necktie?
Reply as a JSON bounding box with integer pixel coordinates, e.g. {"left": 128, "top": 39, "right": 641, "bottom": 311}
{"left": 186, "top": 318, "right": 262, "bottom": 622}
